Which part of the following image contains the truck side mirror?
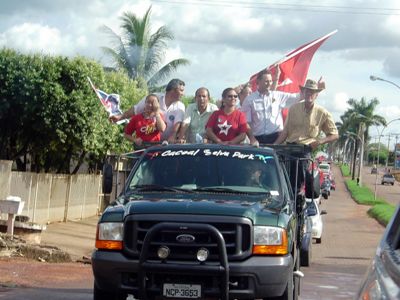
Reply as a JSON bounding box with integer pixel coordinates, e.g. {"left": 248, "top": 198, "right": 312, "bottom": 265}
{"left": 102, "top": 163, "right": 113, "bottom": 194}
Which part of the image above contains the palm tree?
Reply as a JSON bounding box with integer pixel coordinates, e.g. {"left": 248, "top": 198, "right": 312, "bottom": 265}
{"left": 337, "top": 97, "right": 386, "bottom": 177}
{"left": 102, "top": 6, "right": 190, "bottom": 88}
{"left": 339, "top": 97, "right": 386, "bottom": 141}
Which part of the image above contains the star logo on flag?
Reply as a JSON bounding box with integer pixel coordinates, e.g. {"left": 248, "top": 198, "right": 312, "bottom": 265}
{"left": 218, "top": 120, "right": 232, "bottom": 136}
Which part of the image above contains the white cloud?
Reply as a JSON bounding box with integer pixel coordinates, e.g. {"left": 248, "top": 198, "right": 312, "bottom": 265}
{"left": 1, "top": 23, "right": 63, "bottom": 54}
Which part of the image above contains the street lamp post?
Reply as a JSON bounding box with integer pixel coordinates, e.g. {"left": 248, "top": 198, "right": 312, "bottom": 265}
{"left": 370, "top": 75, "right": 400, "bottom": 90}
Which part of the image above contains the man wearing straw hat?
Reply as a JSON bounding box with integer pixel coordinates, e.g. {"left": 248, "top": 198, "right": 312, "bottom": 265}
{"left": 274, "top": 78, "right": 338, "bottom": 149}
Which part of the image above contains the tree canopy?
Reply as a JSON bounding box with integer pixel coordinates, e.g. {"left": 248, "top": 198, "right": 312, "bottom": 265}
{"left": 0, "top": 48, "right": 146, "bottom": 173}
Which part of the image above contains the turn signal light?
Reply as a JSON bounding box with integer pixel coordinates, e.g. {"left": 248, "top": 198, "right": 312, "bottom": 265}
{"left": 95, "top": 240, "right": 123, "bottom": 250}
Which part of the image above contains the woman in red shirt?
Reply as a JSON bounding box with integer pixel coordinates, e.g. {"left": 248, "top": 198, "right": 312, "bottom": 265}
{"left": 205, "top": 88, "right": 247, "bottom": 145}
{"left": 124, "top": 94, "right": 166, "bottom": 148}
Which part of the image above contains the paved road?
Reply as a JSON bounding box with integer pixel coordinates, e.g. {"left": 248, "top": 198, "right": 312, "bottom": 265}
{"left": 0, "top": 163, "right": 388, "bottom": 299}
{"left": 359, "top": 165, "right": 400, "bottom": 206}
{"left": 300, "top": 164, "right": 385, "bottom": 299}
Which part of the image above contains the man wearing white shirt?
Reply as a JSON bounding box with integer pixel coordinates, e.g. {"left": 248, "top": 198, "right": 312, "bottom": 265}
{"left": 111, "top": 79, "right": 185, "bottom": 143}
{"left": 241, "top": 70, "right": 302, "bottom": 144}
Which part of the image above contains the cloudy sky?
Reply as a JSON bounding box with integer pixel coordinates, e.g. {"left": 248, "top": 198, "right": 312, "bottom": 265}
{"left": 1, "top": 0, "right": 400, "bottom": 147}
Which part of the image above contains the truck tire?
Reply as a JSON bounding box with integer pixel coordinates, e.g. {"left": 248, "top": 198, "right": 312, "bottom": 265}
{"left": 102, "top": 163, "right": 113, "bottom": 194}
{"left": 93, "top": 284, "right": 127, "bottom": 300}
{"left": 305, "top": 170, "right": 320, "bottom": 199}
{"left": 300, "top": 246, "right": 311, "bottom": 267}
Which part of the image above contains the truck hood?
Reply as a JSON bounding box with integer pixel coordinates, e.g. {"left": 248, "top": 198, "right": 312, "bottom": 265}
{"left": 124, "top": 196, "right": 281, "bottom": 226}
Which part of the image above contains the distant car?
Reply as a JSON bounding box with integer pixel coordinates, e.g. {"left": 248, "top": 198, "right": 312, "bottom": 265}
{"left": 356, "top": 204, "right": 400, "bottom": 299}
{"left": 306, "top": 198, "right": 327, "bottom": 244}
{"left": 381, "top": 173, "right": 395, "bottom": 185}
{"left": 371, "top": 167, "right": 378, "bottom": 174}
{"left": 300, "top": 215, "right": 313, "bottom": 267}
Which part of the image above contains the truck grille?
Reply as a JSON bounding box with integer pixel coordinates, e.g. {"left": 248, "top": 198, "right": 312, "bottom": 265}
{"left": 123, "top": 215, "right": 252, "bottom": 261}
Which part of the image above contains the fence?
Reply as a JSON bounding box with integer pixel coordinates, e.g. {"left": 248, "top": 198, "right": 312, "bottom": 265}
{"left": 0, "top": 160, "right": 102, "bottom": 224}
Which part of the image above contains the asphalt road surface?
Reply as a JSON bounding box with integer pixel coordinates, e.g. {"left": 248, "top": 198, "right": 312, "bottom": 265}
{"left": 0, "top": 164, "right": 388, "bottom": 300}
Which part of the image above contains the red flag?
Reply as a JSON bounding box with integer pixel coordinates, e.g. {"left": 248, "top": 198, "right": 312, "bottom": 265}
{"left": 249, "top": 30, "right": 337, "bottom": 93}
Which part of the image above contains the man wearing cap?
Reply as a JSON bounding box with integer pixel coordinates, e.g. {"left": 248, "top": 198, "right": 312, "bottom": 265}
{"left": 274, "top": 78, "right": 338, "bottom": 149}
{"left": 110, "top": 79, "right": 186, "bottom": 143}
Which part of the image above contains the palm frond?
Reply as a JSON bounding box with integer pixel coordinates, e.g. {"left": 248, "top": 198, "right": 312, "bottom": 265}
{"left": 147, "top": 58, "right": 190, "bottom": 87}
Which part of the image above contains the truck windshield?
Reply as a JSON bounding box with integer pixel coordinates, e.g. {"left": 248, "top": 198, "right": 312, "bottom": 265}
{"left": 127, "top": 148, "right": 280, "bottom": 194}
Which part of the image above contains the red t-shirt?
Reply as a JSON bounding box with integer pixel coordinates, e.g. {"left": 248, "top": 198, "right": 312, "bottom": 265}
{"left": 206, "top": 109, "right": 247, "bottom": 141}
{"left": 124, "top": 113, "right": 164, "bottom": 142}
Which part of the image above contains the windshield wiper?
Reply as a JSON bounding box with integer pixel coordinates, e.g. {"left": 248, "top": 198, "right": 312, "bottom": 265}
{"left": 132, "top": 184, "right": 193, "bottom": 193}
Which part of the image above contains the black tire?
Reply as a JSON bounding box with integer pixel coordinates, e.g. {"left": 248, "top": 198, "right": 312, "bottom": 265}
{"left": 305, "top": 170, "right": 321, "bottom": 199}
{"left": 300, "top": 247, "right": 311, "bottom": 267}
{"left": 102, "top": 163, "right": 113, "bottom": 194}
{"left": 323, "top": 194, "right": 328, "bottom": 200}
{"left": 392, "top": 183, "right": 394, "bottom": 186}
{"left": 93, "top": 284, "right": 127, "bottom": 300}
{"left": 316, "top": 237, "right": 322, "bottom": 244}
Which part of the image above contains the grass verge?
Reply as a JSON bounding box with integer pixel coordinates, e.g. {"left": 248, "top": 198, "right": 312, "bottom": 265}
{"left": 368, "top": 203, "right": 397, "bottom": 227}
{"left": 344, "top": 179, "right": 395, "bottom": 226}
{"left": 340, "top": 164, "right": 350, "bottom": 177}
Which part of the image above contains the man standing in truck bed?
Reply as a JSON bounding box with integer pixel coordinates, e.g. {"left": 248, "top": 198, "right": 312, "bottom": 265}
{"left": 274, "top": 78, "right": 338, "bottom": 149}
{"left": 274, "top": 78, "right": 338, "bottom": 195}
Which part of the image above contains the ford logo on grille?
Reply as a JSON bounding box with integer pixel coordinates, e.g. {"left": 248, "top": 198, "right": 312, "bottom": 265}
{"left": 176, "top": 234, "right": 195, "bottom": 243}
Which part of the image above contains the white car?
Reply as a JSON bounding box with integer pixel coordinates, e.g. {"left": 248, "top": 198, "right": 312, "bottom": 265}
{"left": 305, "top": 198, "right": 327, "bottom": 244}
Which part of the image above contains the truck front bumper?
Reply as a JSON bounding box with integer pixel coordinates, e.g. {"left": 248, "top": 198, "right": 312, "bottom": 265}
{"left": 92, "top": 250, "right": 292, "bottom": 299}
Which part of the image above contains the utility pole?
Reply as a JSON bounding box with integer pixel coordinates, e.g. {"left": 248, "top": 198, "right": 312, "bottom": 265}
{"left": 386, "top": 134, "right": 391, "bottom": 169}
{"left": 396, "top": 135, "right": 399, "bottom": 170}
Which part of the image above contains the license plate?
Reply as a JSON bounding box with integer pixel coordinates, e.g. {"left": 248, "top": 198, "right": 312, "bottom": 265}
{"left": 163, "top": 283, "right": 201, "bottom": 299}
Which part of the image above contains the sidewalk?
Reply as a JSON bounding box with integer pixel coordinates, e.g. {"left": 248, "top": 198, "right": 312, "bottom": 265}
{"left": 40, "top": 215, "right": 100, "bottom": 261}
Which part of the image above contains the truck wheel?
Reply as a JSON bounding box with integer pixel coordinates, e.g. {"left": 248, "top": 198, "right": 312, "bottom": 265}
{"left": 301, "top": 247, "right": 311, "bottom": 267}
{"left": 93, "top": 284, "right": 127, "bottom": 300}
{"left": 305, "top": 170, "right": 320, "bottom": 199}
{"left": 316, "top": 237, "right": 322, "bottom": 244}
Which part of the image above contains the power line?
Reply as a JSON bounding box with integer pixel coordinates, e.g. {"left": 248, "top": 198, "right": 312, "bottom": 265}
{"left": 152, "top": 0, "right": 400, "bottom": 16}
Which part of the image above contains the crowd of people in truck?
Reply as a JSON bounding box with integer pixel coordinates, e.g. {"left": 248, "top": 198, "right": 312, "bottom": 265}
{"left": 110, "top": 73, "right": 338, "bottom": 152}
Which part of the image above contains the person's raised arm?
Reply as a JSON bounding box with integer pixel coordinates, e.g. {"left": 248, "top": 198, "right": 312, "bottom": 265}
{"left": 155, "top": 112, "right": 166, "bottom": 133}
{"left": 271, "top": 65, "right": 281, "bottom": 91}
{"left": 109, "top": 107, "right": 135, "bottom": 123}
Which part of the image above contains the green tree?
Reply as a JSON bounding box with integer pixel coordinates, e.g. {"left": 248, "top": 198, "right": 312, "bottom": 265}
{"left": 0, "top": 48, "right": 146, "bottom": 173}
{"left": 336, "top": 97, "right": 386, "bottom": 176}
{"left": 102, "top": 6, "right": 189, "bottom": 89}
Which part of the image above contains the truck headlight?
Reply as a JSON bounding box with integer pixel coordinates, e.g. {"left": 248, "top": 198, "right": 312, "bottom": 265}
{"left": 253, "top": 226, "right": 288, "bottom": 255}
{"left": 95, "top": 222, "right": 123, "bottom": 250}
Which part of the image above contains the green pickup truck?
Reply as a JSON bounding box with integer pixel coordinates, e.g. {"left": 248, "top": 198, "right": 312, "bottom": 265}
{"left": 92, "top": 143, "right": 317, "bottom": 300}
